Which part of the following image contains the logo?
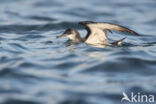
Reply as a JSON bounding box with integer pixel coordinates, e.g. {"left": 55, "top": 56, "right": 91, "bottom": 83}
{"left": 121, "top": 92, "right": 155, "bottom": 103}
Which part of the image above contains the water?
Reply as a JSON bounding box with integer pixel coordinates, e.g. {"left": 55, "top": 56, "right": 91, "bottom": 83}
{"left": 0, "top": 0, "right": 156, "bottom": 104}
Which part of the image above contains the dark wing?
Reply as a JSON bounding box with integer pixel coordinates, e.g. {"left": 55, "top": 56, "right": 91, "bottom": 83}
{"left": 79, "top": 21, "right": 139, "bottom": 39}
{"left": 79, "top": 21, "right": 93, "bottom": 39}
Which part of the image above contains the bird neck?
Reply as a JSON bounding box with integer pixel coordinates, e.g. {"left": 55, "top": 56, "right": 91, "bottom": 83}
{"left": 73, "top": 31, "right": 84, "bottom": 42}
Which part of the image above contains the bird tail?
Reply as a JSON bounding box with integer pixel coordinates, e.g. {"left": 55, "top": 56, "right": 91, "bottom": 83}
{"left": 111, "top": 37, "right": 126, "bottom": 45}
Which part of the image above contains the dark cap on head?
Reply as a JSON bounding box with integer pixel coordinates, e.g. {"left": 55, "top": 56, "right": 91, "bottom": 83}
{"left": 56, "top": 28, "right": 77, "bottom": 39}
{"left": 63, "top": 28, "right": 73, "bottom": 34}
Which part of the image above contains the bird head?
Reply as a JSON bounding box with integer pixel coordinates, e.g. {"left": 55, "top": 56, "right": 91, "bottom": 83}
{"left": 56, "top": 28, "right": 79, "bottom": 41}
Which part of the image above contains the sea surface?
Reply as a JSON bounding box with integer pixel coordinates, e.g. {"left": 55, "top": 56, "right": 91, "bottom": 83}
{"left": 0, "top": 0, "right": 156, "bottom": 104}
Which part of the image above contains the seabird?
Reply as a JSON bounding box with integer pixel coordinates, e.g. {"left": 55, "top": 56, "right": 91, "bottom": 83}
{"left": 56, "top": 21, "right": 138, "bottom": 46}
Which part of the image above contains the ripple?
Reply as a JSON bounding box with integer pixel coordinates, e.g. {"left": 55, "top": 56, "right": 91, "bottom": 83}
{"left": 0, "top": 68, "right": 12, "bottom": 77}
{"left": 2, "top": 99, "right": 40, "bottom": 104}
{"left": 28, "top": 16, "right": 56, "bottom": 22}
{"left": 0, "top": 25, "right": 41, "bottom": 33}
{"left": 0, "top": 22, "right": 80, "bottom": 33}
{"left": 8, "top": 43, "right": 27, "bottom": 50}
{"left": 80, "top": 56, "right": 156, "bottom": 75}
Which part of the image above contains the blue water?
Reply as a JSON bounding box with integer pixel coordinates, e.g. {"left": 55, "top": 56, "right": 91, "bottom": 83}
{"left": 0, "top": 0, "right": 156, "bottom": 104}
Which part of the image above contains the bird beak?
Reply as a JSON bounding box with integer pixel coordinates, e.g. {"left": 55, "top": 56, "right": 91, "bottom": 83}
{"left": 56, "top": 34, "right": 67, "bottom": 39}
